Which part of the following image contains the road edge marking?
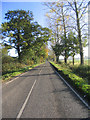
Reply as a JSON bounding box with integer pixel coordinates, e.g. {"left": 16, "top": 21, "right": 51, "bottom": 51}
{"left": 16, "top": 79, "right": 37, "bottom": 119}
{"left": 5, "top": 63, "right": 44, "bottom": 85}
{"left": 5, "top": 63, "right": 45, "bottom": 85}
{"left": 55, "top": 70, "right": 90, "bottom": 109}
{"left": 5, "top": 72, "right": 28, "bottom": 85}
{"left": 6, "top": 77, "right": 19, "bottom": 85}
{"left": 49, "top": 63, "right": 90, "bottom": 109}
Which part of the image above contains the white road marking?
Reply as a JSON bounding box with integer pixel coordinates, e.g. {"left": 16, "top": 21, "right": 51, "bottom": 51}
{"left": 38, "top": 64, "right": 45, "bottom": 75}
{"left": 5, "top": 63, "right": 44, "bottom": 85}
{"left": 55, "top": 70, "right": 90, "bottom": 109}
{"left": 20, "top": 72, "right": 28, "bottom": 76}
{"left": 16, "top": 67, "right": 43, "bottom": 119}
{"left": 5, "top": 72, "right": 28, "bottom": 85}
{"left": 6, "top": 77, "right": 19, "bottom": 85}
{"left": 16, "top": 79, "right": 37, "bottom": 119}
{"left": 39, "top": 69, "right": 42, "bottom": 75}
{"left": 5, "top": 63, "right": 43, "bottom": 85}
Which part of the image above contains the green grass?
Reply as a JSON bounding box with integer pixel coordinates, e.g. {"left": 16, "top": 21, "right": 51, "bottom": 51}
{"left": 2, "top": 62, "right": 44, "bottom": 82}
{"left": 60, "top": 59, "right": 89, "bottom": 65}
{"left": 50, "top": 61, "right": 90, "bottom": 100}
{"left": 59, "top": 59, "right": 90, "bottom": 84}
{"left": 71, "top": 65, "right": 89, "bottom": 84}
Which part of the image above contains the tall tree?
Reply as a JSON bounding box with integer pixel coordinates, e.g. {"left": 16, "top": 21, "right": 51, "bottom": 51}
{"left": 44, "top": 2, "right": 70, "bottom": 63}
{"left": 67, "top": 31, "right": 79, "bottom": 65}
{"left": 52, "top": 43, "right": 63, "bottom": 63}
{"left": 20, "top": 22, "right": 51, "bottom": 64}
{"left": 67, "top": 0, "right": 88, "bottom": 64}
{"left": 1, "top": 10, "right": 33, "bottom": 60}
{"left": 44, "top": 0, "right": 88, "bottom": 64}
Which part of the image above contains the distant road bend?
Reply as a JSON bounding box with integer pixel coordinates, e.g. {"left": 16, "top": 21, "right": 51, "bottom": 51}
{"left": 2, "top": 62, "right": 89, "bottom": 118}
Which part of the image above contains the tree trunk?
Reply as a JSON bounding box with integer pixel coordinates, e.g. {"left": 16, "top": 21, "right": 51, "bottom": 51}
{"left": 17, "top": 32, "right": 21, "bottom": 61}
{"left": 74, "top": 1, "right": 84, "bottom": 65}
{"left": 73, "top": 55, "right": 74, "bottom": 65}
{"left": 64, "top": 57, "right": 67, "bottom": 64}
{"left": 17, "top": 45, "right": 21, "bottom": 61}
{"left": 56, "top": 22, "right": 59, "bottom": 43}
{"left": 62, "top": 4, "right": 67, "bottom": 64}
{"left": 56, "top": 56, "right": 59, "bottom": 63}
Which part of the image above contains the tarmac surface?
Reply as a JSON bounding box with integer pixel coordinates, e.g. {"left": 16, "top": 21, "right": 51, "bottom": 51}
{"left": 2, "top": 62, "right": 89, "bottom": 118}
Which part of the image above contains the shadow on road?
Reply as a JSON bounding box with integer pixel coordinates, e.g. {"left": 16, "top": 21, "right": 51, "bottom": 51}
{"left": 19, "top": 73, "right": 56, "bottom": 77}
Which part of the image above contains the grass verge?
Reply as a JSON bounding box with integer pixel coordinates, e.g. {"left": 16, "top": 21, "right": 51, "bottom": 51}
{"left": 50, "top": 61, "right": 90, "bottom": 103}
{"left": 2, "top": 62, "right": 44, "bottom": 82}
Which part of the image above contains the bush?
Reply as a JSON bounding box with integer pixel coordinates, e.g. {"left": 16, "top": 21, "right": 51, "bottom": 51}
{"left": 3, "top": 62, "right": 26, "bottom": 74}
{"left": 2, "top": 56, "right": 14, "bottom": 64}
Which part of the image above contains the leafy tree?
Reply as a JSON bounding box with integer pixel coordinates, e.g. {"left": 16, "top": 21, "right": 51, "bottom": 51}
{"left": 20, "top": 22, "right": 51, "bottom": 64}
{"left": 52, "top": 43, "right": 63, "bottom": 63}
{"left": 44, "top": 2, "right": 70, "bottom": 63}
{"left": 1, "top": 9, "right": 52, "bottom": 65}
{"left": 52, "top": 32, "right": 78, "bottom": 64}
{"left": 67, "top": 31, "right": 79, "bottom": 65}
{"left": 1, "top": 10, "right": 33, "bottom": 60}
{"left": 60, "top": 35, "right": 70, "bottom": 62}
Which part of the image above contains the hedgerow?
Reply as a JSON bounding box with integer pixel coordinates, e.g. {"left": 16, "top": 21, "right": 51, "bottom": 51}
{"left": 50, "top": 61, "right": 90, "bottom": 100}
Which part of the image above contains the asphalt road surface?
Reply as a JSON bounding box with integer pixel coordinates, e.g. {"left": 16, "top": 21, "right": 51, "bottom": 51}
{"left": 2, "top": 62, "right": 89, "bottom": 118}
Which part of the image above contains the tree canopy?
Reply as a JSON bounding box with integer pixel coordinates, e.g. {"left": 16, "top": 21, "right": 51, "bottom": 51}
{"left": 44, "top": 0, "right": 88, "bottom": 65}
{"left": 1, "top": 10, "right": 51, "bottom": 64}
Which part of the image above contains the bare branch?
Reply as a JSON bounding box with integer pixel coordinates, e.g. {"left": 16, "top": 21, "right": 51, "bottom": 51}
{"left": 79, "top": 4, "right": 88, "bottom": 19}
{"left": 66, "top": 25, "right": 78, "bottom": 32}
{"left": 80, "top": 23, "right": 87, "bottom": 30}
{"left": 44, "top": 2, "right": 62, "bottom": 17}
{"left": 70, "top": 15, "right": 76, "bottom": 21}
{"left": 68, "top": 1, "right": 76, "bottom": 12}
{"left": 78, "top": 0, "right": 84, "bottom": 9}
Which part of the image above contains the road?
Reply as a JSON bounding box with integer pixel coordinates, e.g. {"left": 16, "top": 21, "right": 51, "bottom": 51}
{"left": 2, "top": 62, "right": 89, "bottom": 118}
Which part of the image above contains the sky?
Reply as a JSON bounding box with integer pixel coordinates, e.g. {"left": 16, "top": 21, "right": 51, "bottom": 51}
{"left": 2, "top": 2, "right": 48, "bottom": 27}
{"left": 1, "top": 2, "right": 49, "bottom": 57}
{"left": 1, "top": 1, "right": 88, "bottom": 58}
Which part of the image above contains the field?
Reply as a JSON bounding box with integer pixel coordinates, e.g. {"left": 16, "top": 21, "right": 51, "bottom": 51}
{"left": 60, "top": 59, "right": 89, "bottom": 65}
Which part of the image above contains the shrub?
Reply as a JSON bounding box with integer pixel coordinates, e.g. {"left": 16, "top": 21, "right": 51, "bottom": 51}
{"left": 2, "top": 61, "right": 26, "bottom": 75}
{"left": 2, "top": 56, "right": 14, "bottom": 64}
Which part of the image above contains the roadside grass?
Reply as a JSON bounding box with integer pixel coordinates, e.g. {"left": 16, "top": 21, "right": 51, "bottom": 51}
{"left": 70, "top": 65, "right": 89, "bottom": 84}
{"left": 50, "top": 61, "right": 90, "bottom": 101}
{"left": 2, "top": 62, "right": 44, "bottom": 82}
{"left": 60, "top": 59, "right": 89, "bottom": 84}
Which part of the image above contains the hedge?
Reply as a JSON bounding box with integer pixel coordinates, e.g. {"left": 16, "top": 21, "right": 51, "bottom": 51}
{"left": 50, "top": 61, "right": 90, "bottom": 102}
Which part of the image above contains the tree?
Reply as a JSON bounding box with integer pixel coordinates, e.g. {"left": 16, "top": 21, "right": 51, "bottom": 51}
{"left": 44, "top": 2, "right": 70, "bottom": 63}
{"left": 52, "top": 43, "right": 63, "bottom": 63}
{"left": 30, "top": 26, "right": 51, "bottom": 63}
{"left": 20, "top": 22, "right": 51, "bottom": 64}
{"left": 44, "top": 0, "right": 88, "bottom": 64}
{"left": 67, "top": 0, "right": 88, "bottom": 64}
{"left": 60, "top": 35, "right": 71, "bottom": 62}
{"left": 1, "top": 10, "right": 33, "bottom": 60}
{"left": 67, "top": 31, "right": 79, "bottom": 65}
